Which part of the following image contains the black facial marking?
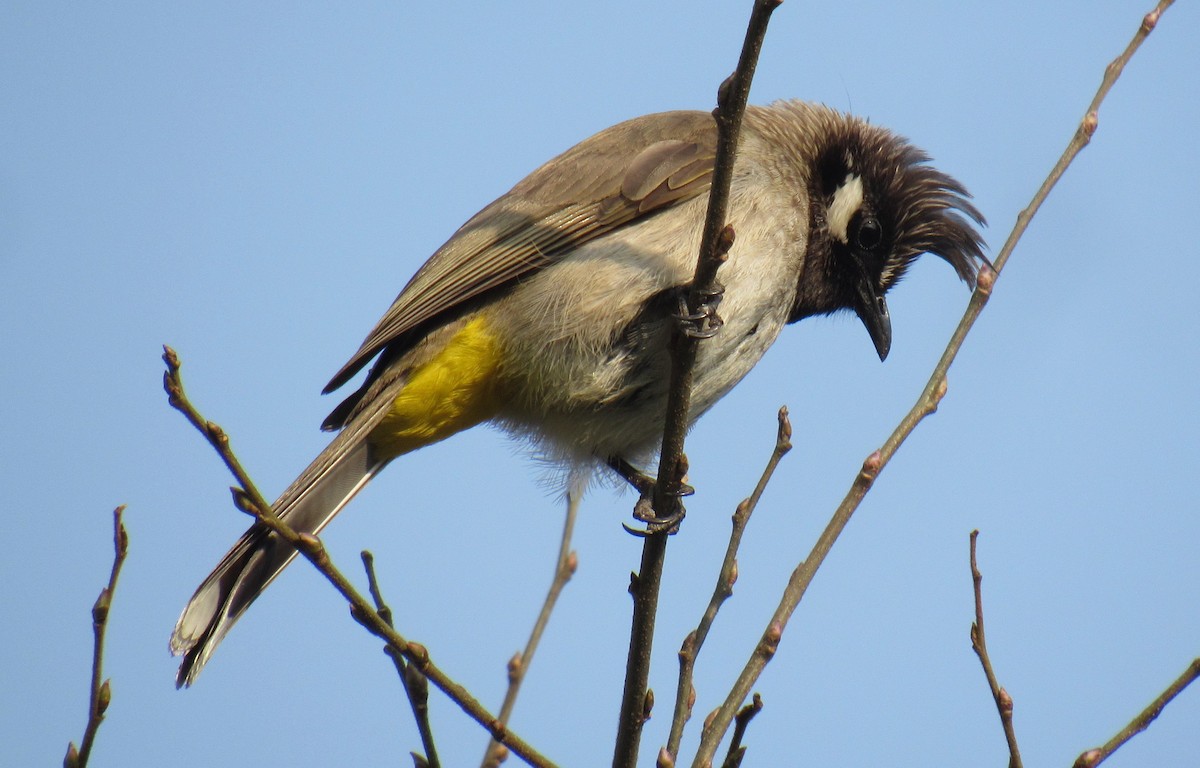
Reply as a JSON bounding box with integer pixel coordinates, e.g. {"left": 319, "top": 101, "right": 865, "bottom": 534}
{"left": 790, "top": 108, "right": 987, "bottom": 328}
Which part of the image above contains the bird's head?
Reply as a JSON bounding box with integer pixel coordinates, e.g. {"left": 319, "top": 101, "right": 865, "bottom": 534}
{"left": 768, "top": 102, "right": 987, "bottom": 360}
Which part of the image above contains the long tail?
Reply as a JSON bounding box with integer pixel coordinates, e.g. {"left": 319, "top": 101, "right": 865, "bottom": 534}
{"left": 170, "top": 412, "right": 389, "bottom": 687}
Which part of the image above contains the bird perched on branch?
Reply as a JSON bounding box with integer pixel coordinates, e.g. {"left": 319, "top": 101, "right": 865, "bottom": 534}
{"left": 172, "top": 99, "right": 985, "bottom": 686}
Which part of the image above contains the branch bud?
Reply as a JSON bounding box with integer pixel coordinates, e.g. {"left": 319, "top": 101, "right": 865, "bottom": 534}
{"left": 1081, "top": 111, "right": 1099, "bottom": 142}
{"left": 975, "top": 262, "right": 996, "bottom": 297}
{"left": 998, "top": 687, "right": 1013, "bottom": 716}
{"left": 715, "top": 225, "right": 736, "bottom": 261}
{"left": 484, "top": 745, "right": 509, "bottom": 766}
{"left": 489, "top": 719, "right": 508, "bottom": 741}
{"left": 96, "top": 679, "right": 112, "bottom": 715}
{"left": 404, "top": 663, "right": 429, "bottom": 704}
{"left": 230, "top": 487, "right": 257, "bottom": 516}
{"left": 679, "top": 630, "right": 697, "bottom": 661}
{"left": 92, "top": 588, "right": 111, "bottom": 625}
{"left": 205, "top": 421, "right": 228, "bottom": 446}
{"left": 859, "top": 450, "right": 882, "bottom": 484}
{"left": 112, "top": 506, "right": 128, "bottom": 557}
{"left": 776, "top": 405, "right": 793, "bottom": 451}
{"left": 406, "top": 642, "right": 430, "bottom": 667}
{"left": 932, "top": 376, "right": 949, "bottom": 410}
{"left": 507, "top": 651, "right": 523, "bottom": 682}
{"left": 296, "top": 532, "right": 324, "bottom": 557}
{"left": 759, "top": 621, "right": 783, "bottom": 658}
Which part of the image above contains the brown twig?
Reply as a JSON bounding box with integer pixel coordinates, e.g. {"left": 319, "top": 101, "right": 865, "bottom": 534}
{"left": 719, "top": 693, "right": 763, "bottom": 768}
{"left": 65, "top": 506, "right": 128, "bottom": 768}
{"left": 362, "top": 550, "right": 440, "bottom": 768}
{"left": 613, "top": 3, "right": 782, "bottom": 766}
{"left": 1072, "top": 658, "right": 1200, "bottom": 767}
{"left": 991, "top": 0, "right": 1174, "bottom": 278}
{"left": 969, "top": 531, "right": 1022, "bottom": 768}
{"left": 163, "top": 346, "right": 556, "bottom": 768}
{"left": 663, "top": 409, "right": 791, "bottom": 761}
{"left": 691, "top": 2, "right": 1176, "bottom": 763}
{"left": 482, "top": 487, "right": 580, "bottom": 768}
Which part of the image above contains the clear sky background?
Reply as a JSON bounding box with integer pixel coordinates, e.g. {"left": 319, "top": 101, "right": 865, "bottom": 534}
{"left": 3, "top": 2, "right": 1197, "bottom": 766}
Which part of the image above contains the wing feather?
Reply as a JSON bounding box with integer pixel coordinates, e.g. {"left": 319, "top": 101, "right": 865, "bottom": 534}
{"left": 323, "top": 110, "right": 717, "bottom": 394}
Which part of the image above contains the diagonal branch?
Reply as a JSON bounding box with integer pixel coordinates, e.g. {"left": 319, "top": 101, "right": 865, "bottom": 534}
{"left": 1072, "top": 658, "right": 1200, "bottom": 768}
{"left": 65, "top": 506, "right": 128, "bottom": 768}
{"left": 163, "top": 346, "right": 556, "bottom": 768}
{"left": 970, "top": 530, "right": 1200, "bottom": 768}
{"left": 691, "top": 2, "right": 1177, "bottom": 763}
{"left": 612, "top": 2, "right": 782, "bottom": 767}
{"left": 482, "top": 487, "right": 580, "bottom": 768}
{"left": 664, "top": 408, "right": 791, "bottom": 761}
{"left": 720, "top": 693, "right": 764, "bottom": 768}
{"left": 361, "top": 550, "right": 440, "bottom": 768}
{"left": 969, "top": 531, "right": 1022, "bottom": 768}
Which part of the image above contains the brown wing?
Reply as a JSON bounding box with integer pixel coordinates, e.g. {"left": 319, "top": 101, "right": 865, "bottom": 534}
{"left": 322, "top": 110, "right": 718, "bottom": 394}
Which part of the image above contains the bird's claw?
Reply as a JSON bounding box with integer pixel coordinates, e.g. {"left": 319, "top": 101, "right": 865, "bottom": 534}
{"left": 675, "top": 284, "right": 725, "bottom": 339}
{"left": 622, "top": 485, "right": 689, "bottom": 536}
{"left": 623, "top": 502, "right": 685, "bottom": 537}
{"left": 608, "top": 456, "right": 691, "bottom": 536}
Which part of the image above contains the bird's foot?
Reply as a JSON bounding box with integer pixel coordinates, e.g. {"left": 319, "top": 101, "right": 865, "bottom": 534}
{"left": 608, "top": 457, "right": 691, "bottom": 536}
{"left": 674, "top": 283, "right": 725, "bottom": 339}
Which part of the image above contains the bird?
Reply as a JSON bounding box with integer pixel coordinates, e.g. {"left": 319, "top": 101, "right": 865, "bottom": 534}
{"left": 171, "top": 99, "right": 986, "bottom": 686}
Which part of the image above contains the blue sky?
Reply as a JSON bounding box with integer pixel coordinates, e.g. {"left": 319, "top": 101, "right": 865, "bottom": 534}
{"left": 3, "top": 2, "right": 1198, "bottom": 766}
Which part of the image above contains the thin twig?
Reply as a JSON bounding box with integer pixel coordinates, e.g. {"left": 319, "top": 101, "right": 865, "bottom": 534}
{"left": 613, "top": 3, "right": 782, "bottom": 766}
{"left": 969, "top": 531, "right": 1022, "bottom": 768}
{"left": 663, "top": 409, "right": 791, "bottom": 761}
{"left": 65, "top": 506, "right": 128, "bottom": 768}
{"left": 691, "top": 3, "right": 1176, "bottom": 763}
{"left": 163, "top": 346, "right": 556, "bottom": 768}
{"left": 482, "top": 487, "right": 580, "bottom": 768}
{"left": 719, "top": 693, "right": 763, "bottom": 768}
{"left": 1072, "top": 658, "right": 1200, "bottom": 767}
{"left": 362, "top": 550, "right": 440, "bottom": 768}
{"left": 990, "top": 0, "right": 1174, "bottom": 278}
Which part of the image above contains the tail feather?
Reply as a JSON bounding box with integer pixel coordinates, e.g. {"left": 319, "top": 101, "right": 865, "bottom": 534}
{"left": 171, "top": 426, "right": 386, "bottom": 687}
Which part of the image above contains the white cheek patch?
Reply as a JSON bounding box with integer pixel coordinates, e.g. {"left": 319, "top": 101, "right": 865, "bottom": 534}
{"left": 827, "top": 173, "right": 863, "bottom": 244}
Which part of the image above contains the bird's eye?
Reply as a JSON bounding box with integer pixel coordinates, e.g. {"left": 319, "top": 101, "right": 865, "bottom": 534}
{"left": 856, "top": 216, "right": 883, "bottom": 251}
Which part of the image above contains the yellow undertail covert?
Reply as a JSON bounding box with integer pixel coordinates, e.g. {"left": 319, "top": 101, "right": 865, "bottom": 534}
{"left": 368, "top": 315, "right": 503, "bottom": 458}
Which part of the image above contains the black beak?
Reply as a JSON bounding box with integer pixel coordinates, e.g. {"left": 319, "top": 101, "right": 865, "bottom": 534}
{"left": 853, "top": 277, "right": 892, "bottom": 361}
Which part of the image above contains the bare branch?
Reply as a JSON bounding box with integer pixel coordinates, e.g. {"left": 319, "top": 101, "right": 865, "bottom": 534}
{"left": 692, "top": 2, "right": 1177, "bottom": 763}
{"left": 163, "top": 346, "right": 556, "bottom": 768}
{"left": 1072, "top": 658, "right": 1200, "bottom": 768}
{"left": 362, "top": 550, "right": 440, "bottom": 768}
{"left": 613, "top": 2, "right": 782, "bottom": 766}
{"left": 65, "top": 506, "right": 128, "bottom": 768}
{"left": 664, "top": 409, "right": 791, "bottom": 760}
{"left": 969, "top": 531, "right": 1022, "bottom": 768}
{"left": 482, "top": 488, "right": 580, "bottom": 768}
{"left": 991, "top": 0, "right": 1174, "bottom": 278}
{"left": 720, "top": 693, "right": 763, "bottom": 768}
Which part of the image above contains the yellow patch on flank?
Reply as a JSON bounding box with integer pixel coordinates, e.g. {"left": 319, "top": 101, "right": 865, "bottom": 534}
{"left": 368, "top": 315, "right": 503, "bottom": 459}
